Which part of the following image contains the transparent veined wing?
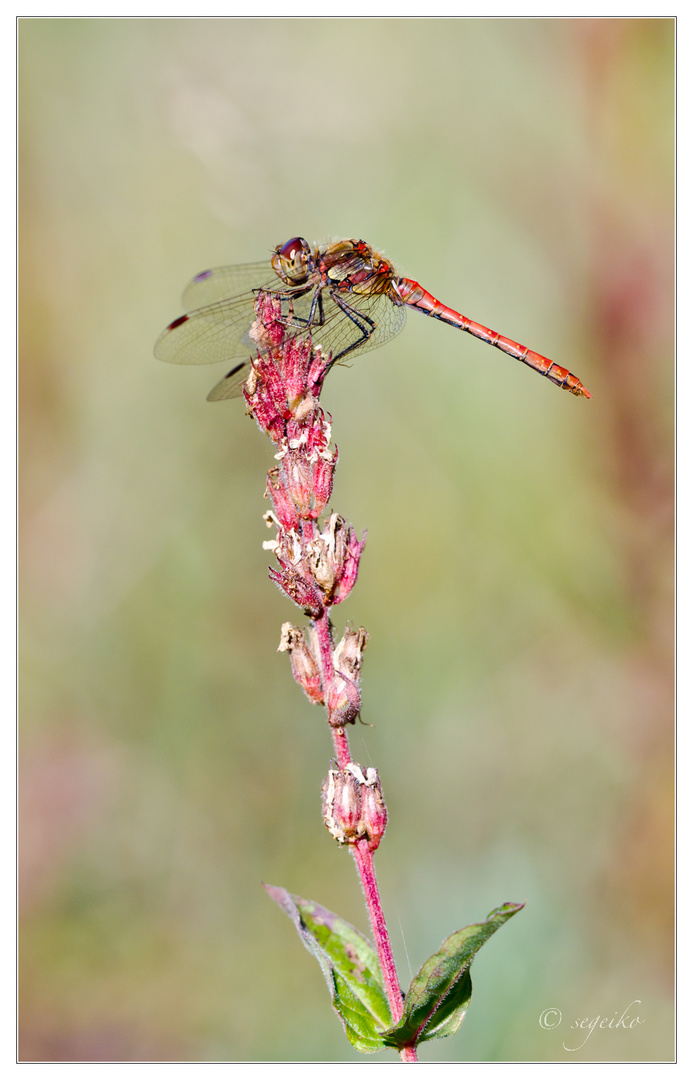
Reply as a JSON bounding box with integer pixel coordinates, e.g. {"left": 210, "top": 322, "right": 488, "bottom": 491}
{"left": 203, "top": 288, "right": 408, "bottom": 401}
{"left": 181, "top": 260, "right": 277, "bottom": 311}
{"left": 156, "top": 252, "right": 409, "bottom": 404}
{"left": 311, "top": 289, "right": 408, "bottom": 366}
{"left": 156, "top": 257, "right": 310, "bottom": 368}
{"left": 206, "top": 361, "right": 254, "bottom": 402}
{"left": 154, "top": 291, "right": 264, "bottom": 366}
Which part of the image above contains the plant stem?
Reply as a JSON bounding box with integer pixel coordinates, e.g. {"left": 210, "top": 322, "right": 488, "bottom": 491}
{"left": 353, "top": 840, "right": 418, "bottom": 1062}
{"left": 312, "top": 603, "right": 410, "bottom": 1044}
{"left": 352, "top": 839, "right": 402, "bottom": 1021}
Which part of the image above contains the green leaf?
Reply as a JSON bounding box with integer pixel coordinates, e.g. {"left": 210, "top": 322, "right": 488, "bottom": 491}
{"left": 264, "top": 884, "right": 393, "bottom": 1053}
{"left": 381, "top": 901, "right": 525, "bottom": 1050}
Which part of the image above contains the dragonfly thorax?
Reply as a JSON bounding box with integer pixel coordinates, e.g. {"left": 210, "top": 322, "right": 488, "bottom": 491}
{"left": 318, "top": 240, "right": 396, "bottom": 297}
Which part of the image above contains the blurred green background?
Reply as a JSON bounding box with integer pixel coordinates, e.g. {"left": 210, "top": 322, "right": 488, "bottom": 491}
{"left": 19, "top": 18, "right": 674, "bottom": 1063}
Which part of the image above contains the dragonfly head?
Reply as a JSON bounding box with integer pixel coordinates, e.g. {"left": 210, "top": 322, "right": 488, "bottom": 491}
{"left": 272, "top": 237, "right": 313, "bottom": 286}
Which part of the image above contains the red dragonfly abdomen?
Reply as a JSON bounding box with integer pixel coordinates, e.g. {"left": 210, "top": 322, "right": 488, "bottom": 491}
{"left": 393, "top": 277, "right": 591, "bottom": 398}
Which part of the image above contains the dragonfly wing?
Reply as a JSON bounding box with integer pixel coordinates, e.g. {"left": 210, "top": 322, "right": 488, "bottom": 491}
{"left": 154, "top": 293, "right": 263, "bottom": 366}
{"left": 206, "top": 362, "right": 252, "bottom": 401}
{"left": 157, "top": 262, "right": 314, "bottom": 368}
{"left": 156, "top": 270, "right": 407, "bottom": 383}
{"left": 314, "top": 291, "right": 407, "bottom": 363}
{"left": 181, "top": 260, "right": 277, "bottom": 310}
{"left": 203, "top": 292, "right": 406, "bottom": 400}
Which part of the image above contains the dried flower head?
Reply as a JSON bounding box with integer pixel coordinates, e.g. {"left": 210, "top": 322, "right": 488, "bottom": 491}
{"left": 322, "top": 764, "right": 387, "bottom": 852}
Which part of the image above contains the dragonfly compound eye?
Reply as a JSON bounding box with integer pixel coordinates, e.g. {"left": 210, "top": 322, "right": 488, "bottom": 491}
{"left": 272, "top": 237, "right": 312, "bottom": 285}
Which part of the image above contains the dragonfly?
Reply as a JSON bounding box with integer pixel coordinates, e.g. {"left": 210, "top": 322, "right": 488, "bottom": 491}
{"left": 155, "top": 237, "right": 591, "bottom": 401}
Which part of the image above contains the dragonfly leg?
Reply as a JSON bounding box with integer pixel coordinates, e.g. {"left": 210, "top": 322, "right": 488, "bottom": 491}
{"left": 251, "top": 285, "right": 317, "bottom": 331}
{"left": 326, "top": 290, "right": 377, "bottom": 366}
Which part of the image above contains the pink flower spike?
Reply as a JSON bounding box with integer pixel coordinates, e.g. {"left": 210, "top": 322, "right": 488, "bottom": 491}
{"left": 238, "top": 285, "right": 407, "bottom": 1037}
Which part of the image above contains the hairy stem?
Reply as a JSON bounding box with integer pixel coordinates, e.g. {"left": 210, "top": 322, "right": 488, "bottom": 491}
{"left": 352, "top": 839, "right": 403, "bottom": 1022}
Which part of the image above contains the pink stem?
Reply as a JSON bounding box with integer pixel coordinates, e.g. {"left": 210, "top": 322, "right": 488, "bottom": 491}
{"left": 312, "top": 606, "right": 417, "bottom": 1056}
{"left": 311, "top": 607, "right": 352, "bottom": 770}
{"left": 352, "top": 840, "right": 417, "bottom": 1062}
{"left": 352, "top": 839, "right": 403, "bottom": 1022}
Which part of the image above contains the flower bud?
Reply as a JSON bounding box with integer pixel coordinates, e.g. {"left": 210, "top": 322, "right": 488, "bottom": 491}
{"left": 245, "top": 382, "right": 286, "bottom": 442}
{"left": 322, "top": 768, "right": 361, "bottom": 842}
{"left": 359, "top": 774, "right": 388, "bottom": 852}
{"left": 305, "top": 411, "right": 333, "bottom": 458}
{"left": 278, "top": 622, "right": 323, "bottom": 704}
{"left": 268, "top": 562, "right": 324, "bottom": 617}
{"left": 333, "top": 627, "right": 368, "bottom": 680}
{"left": 326, "top": 672, "right": 361, "bottom": 727}
{"left": 305, "top": 515, "right": 365, "bottom": 604}
{"left": 283, "top": 334, "right": 314, "bottom": 406}
{"left": 249, "top": 292, "right": 286, "bottom": 352}
{"left": 307, "top": 344, "right": 331, "bottom": 396}
{"left": 305, "top": 537, "right": 337, "bottom": 595}
{"left": 265, "top": 469, "right": 301, "bottom": 531}
{"left": 244, "top": 356, "right": 288, "bottom": 442}
{"left": 279, "top": 450, "right": 314, "bottom": 517}
{"left": 321, "top": 764, "right": 387, "bottom": 851}
{"left": 332, "top": 522, "right": 366, "bottom": 605}
{"left": 309, "top": 451, "right": 336, "bottom": 517}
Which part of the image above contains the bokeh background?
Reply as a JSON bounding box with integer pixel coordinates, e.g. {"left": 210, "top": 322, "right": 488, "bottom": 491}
{"left": 19, "top": 18, "right": 674, "bottom": 1063}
